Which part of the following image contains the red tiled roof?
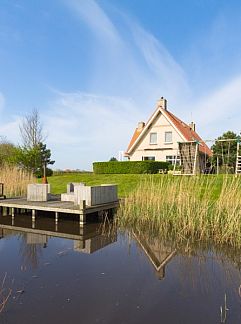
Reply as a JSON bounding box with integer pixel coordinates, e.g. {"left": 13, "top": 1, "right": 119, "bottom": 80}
{"left": 165, "top": 109, "right": 212, "bottom": 156}
{"left": 126, "top": 108, "right": 212, "bottom": 156}
{"left": 126, "top": 128, "right": 143, "bottom": 152}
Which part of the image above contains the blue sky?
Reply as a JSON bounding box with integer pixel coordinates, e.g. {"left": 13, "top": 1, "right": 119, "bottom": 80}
{"left": 1, "top": 0, "right": 241, "bottom": 170}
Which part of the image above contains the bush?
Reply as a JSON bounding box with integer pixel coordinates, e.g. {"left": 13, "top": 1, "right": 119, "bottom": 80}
{"left": 93, "top": 161, "right": 169, "bottom": 174}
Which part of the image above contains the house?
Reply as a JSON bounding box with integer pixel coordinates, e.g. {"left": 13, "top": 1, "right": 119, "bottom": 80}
{"left": 125, "top": 97, "right": 212, "bottom": 170}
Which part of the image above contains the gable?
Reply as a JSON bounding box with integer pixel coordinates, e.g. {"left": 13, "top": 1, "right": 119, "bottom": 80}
{"left": 128, "top": 110, "right": 185, "bottom": 153}
{"left": 126, "top": 106, "right": 212, "bottom": 157}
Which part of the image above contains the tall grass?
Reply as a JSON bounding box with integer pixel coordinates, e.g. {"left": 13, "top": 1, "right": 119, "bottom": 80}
{"left": 0, "top": 165, "right": 36, "bottom": 197}
{"left": 0, "top": 273, "right": 12, "bottom": 314}
{"left": 117, "top": 175, "right": 241, "bottom": 247}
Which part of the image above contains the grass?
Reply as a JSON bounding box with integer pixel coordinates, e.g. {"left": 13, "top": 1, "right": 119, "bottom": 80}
{"left": 40, "top": 172, "right": 241, "bottom": 246}
{"left": 47, "top": 172, "right": 228, "bottom": 198}
{"left": 117, "top": 175, "right": 241, "bottom": 247}
{"left": 0, "top": 273, "right": 12, "bottom": 314}
{"left": 0, "top": 165, "right": 36, "bottom": 197}
{"left": 47, "top": 173, "right": 149, "bottom": 197}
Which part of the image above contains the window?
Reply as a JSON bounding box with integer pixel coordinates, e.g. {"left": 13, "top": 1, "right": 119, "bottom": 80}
{"left": 150, "top": 132, "right": 157, "bottom": 144}
{"left": 165, "top": 131, "right": 172, "bottom": 143}
{"left": 143, "top": 156, "right": 155, "bottom": 161}
{"left": 166, "top": 155, "right": 180, "bottom": 165}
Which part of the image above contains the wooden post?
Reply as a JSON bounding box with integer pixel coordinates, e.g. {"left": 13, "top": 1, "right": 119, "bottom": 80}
{"left": 55, "top": 212, "right": 59, "bottom": 224}
{"left": 79, "top": 200, "right": 86, "bottom": 226}
{"left": 193, "top": 142, "right": 199, "bottom": 175}
{"left": 32, "top": 209, "right": 36, "bottom": 222}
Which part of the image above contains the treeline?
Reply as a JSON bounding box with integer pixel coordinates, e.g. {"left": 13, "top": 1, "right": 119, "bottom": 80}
{"left": 0, "top": 110, "right": 54, "bottom": 178}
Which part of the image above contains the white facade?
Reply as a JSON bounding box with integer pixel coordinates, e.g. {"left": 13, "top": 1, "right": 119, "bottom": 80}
{"left": 126, "top": 98, "right": 189, "bottom": 164}
{"left": 128, "top": 111, "right": 184, "bottom": 163}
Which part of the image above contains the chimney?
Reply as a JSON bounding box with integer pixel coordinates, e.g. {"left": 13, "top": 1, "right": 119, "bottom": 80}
{"left": 157, "top": 97, "right": 167, "bottom": 110}
{"left": 189, "top": 122, "right": 196, "bottom": 132}
{"left": 137, "top": 122, "right": 145, "bottom": 130}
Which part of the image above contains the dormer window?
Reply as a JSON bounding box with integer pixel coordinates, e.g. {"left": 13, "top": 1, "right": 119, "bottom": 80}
{"left": 150, "top": 132, "right": 157, "bottom": 144}
{"left": 165, "top": 131, "right": 172, "bottom": 143}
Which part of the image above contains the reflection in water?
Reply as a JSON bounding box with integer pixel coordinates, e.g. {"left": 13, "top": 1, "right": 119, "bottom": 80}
{"left": 133, "top": 230, "right": 176, "bottom": 279}
{"left": 0, "top": 214, "right": 117, "bottom": 269}
{"left": 0, "top": 215, "right": 240, "bottom": 324}
{"left": 131, "top": 227, "right": 241, "bottom": 303}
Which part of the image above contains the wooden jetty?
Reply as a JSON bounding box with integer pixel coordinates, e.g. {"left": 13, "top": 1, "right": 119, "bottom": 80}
{"left": 0, "top": 195, "right": 119, "bottom": 226}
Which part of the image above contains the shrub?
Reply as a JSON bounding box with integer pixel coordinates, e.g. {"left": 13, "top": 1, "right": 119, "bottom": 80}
{"left": 93, "top": 161, "right": 169, "bottom": 174}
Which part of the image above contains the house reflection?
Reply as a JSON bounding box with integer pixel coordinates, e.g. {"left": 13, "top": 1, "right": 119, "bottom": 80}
{"left": 0, "top": 214, "right": 117, "bottom": 268}
{"left": 133, "top": 231, "right": 176, "bottom": 280}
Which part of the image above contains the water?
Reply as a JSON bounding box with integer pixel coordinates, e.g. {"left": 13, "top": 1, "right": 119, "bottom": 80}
{"left": 0, "top": 214, "right": 240, "bottom": 324}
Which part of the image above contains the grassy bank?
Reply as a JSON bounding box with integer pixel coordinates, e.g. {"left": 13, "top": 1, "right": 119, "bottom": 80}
{"left": 48, "top": 173, "right": 150, "bottom": 197}
{"left": 47, "top": 173, "right": 241, "bottom": 245}
{"left": 117, "top": 175, "right": 241, "bottom": 247}
{"left": 47, "top": 172, "right": 225, "bottom": 198}
{"left": 0, "top": 165, "right": 36, "bottom": 197}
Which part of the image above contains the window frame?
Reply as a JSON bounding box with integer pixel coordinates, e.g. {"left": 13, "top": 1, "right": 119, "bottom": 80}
{"left": 142, "top": 156, "right": 156, "bottom": 161}
{"left": 164, "top": 131, "right": 173, "bottom": 143}
{"left": 149, "top": 132, "right": 157, "bottom": 145}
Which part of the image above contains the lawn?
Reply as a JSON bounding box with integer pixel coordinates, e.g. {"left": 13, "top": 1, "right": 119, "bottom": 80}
{"left": 48, "top": 173, "right": 146, "bottom": 197}
{"left": 47, "top": 172, "right": 230, "bottom": 198}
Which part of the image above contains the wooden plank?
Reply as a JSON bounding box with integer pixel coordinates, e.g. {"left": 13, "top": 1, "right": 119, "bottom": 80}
{"left": 0, "top": 197, "right": 119, "bottom": 216}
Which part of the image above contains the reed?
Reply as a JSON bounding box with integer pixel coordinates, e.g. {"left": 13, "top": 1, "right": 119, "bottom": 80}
{"left": 117, "top": 175, "right": 241, "bottom": 247}
{"left": 0, "top": 165, "right": 36, "bottom": 197}
{"left": 0, "top": 273, "right": 12, "bottom": 314}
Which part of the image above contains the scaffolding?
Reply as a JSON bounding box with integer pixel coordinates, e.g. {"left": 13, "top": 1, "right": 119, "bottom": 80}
{"left": 173, "top": 137, "right": 241, "bottom": 176}
{"left": 235, "top": 139, "right": 241, "bottom": 175}
{"left": 173, "top": 141, "right": 200, "bottom": 175}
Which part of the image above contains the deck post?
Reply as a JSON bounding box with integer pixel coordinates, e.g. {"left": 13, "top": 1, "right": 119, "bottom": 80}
{"left": 55, "top": 212, "right": 59, "bottom": 224}
{"left": 32, "top": 209, "right": 36, "bottom": 222}
{"left": 79, "top": 200, "right": 86, "bottom": 226}
{"left": 11, "top": 208, "right": 15, "bottom": 217}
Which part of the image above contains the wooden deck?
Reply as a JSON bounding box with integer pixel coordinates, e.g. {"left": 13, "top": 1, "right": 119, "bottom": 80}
{"left": 0, "top": 195, "right": 119, "bottom": 225}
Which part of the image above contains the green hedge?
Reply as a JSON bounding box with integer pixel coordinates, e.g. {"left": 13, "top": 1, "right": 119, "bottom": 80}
{"left": 93, "top": 161, "right": 169, "bottom": 174}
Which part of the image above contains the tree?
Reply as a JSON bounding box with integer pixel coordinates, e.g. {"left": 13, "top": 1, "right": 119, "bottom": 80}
{"left": 38, "top": 142, "right": 55, "bottom": 178}
{"left": 109, "top": 157, "right": 118, "bottom": 161}
{"left": 18, "top": 110, "right": 54, "bottom": 178}
{"left": 19, "top": 109, "right": 45, "bottom": 149}
{"left": 14, "top": 143, "right": 55, "bottom": 178}
{"left": 211, "top": 131, "right": 239, "bottom": 170}
{"left": 0, "top": 136, "right": 18, "bottom": 166}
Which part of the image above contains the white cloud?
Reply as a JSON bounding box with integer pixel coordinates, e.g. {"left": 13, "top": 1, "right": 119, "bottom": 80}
{"left": 192, "top": 74, "right": 241, "bottom": 138}
{"left": 64, "top": 0, "right": 120, "bottom": 44}
{"left": 129, "top": 22, "right": 190, "bottom": 105}
{"left": 44, "top": 91, "right": 141, "bottom": 169}
{"left": 63, "top": 0, "right": 190, "bottom": 111}
{"left": 0, "top": 118, "right": 21, "bottom": 144}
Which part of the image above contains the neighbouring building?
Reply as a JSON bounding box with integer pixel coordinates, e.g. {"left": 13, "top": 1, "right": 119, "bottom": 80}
{"left": 125, "top": 97, "right": 212, "bottom": 167}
